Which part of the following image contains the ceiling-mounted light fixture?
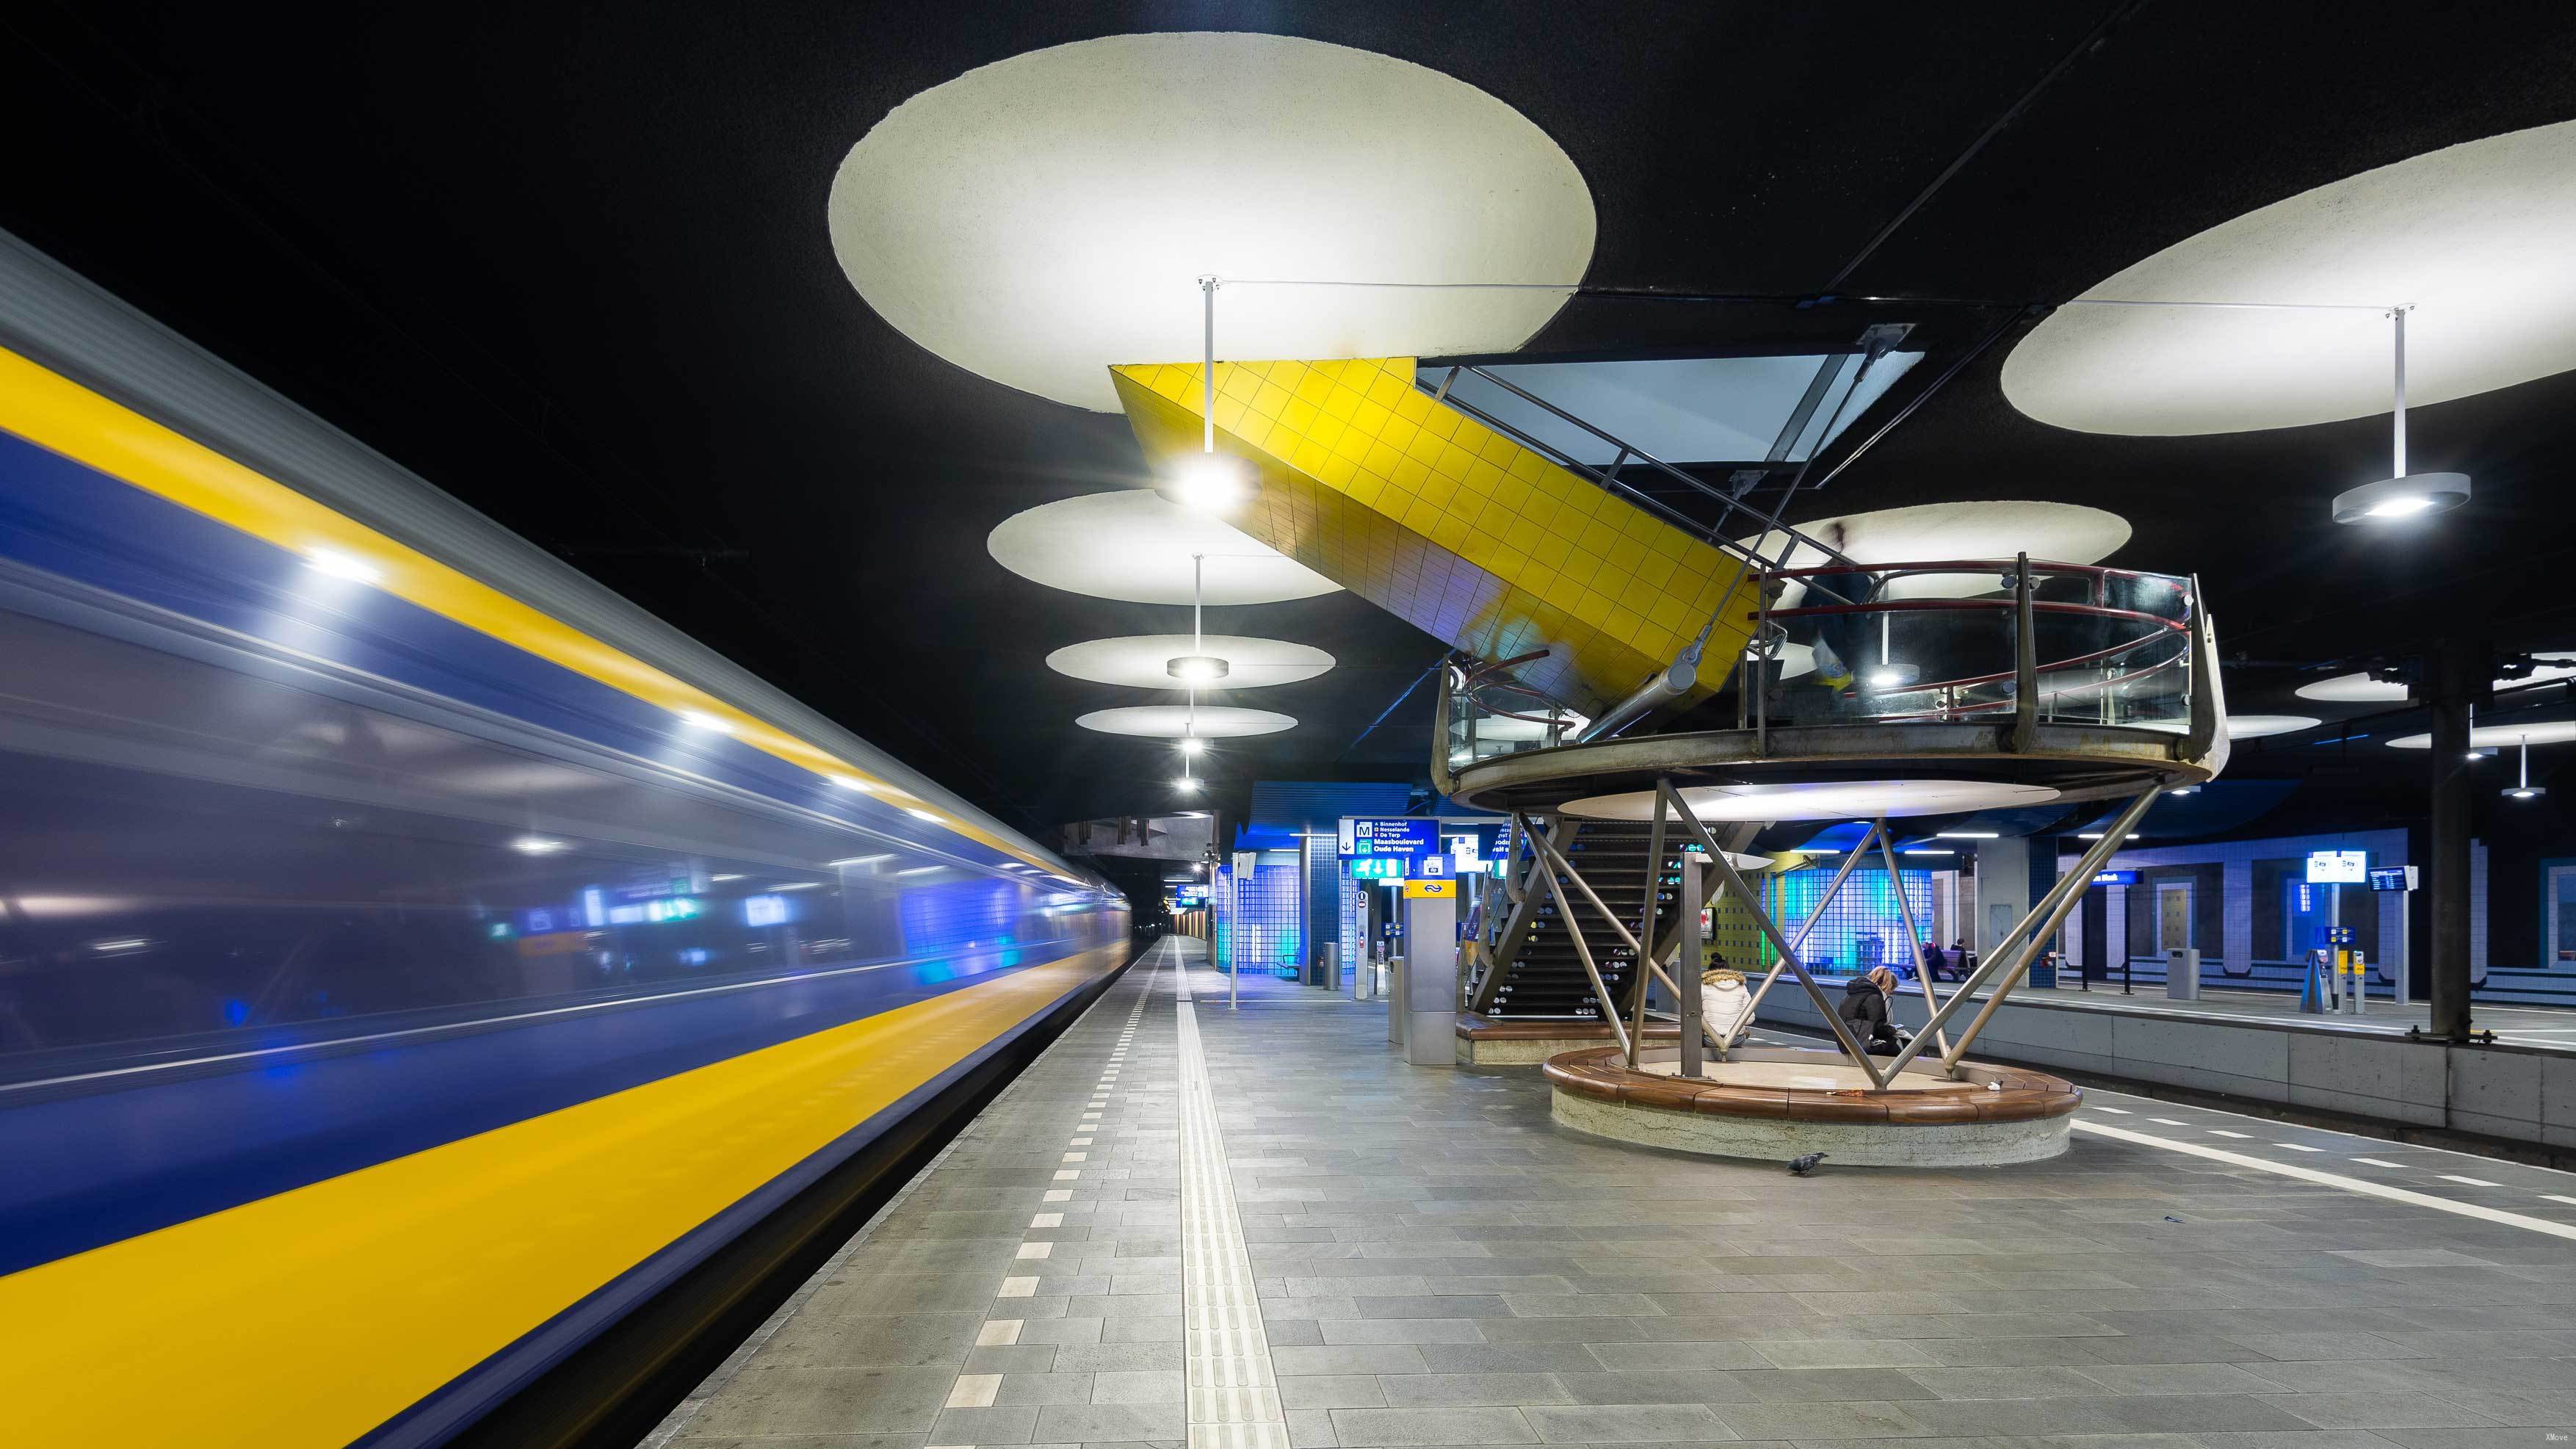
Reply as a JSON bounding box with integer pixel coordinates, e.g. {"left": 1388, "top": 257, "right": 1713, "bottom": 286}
{"left": 2506, "top": 733, "right": 2547, "bottom": 800}
{"left": 1864, "top": 611, "right": 1918, "bottom": 690}
{"left": 2332, "top": 306, "right": 2471, "bottom": 524}
{"left": 1156, "top": 275, "right": 1254, "bottom": 511}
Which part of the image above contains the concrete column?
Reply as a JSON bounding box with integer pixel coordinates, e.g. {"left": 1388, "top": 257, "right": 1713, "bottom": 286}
{"left": 1973, "top": 837, "right": 2033, "bottom": 958}
{"left": 2426, "top": 639, "right": 2477, "bottom": 1040}
{"left": 2222, "top": 856, "right": 2254, "bottom": 977}
{"left": 1402, "top": 891, "right": 1458, "bottom": 1066}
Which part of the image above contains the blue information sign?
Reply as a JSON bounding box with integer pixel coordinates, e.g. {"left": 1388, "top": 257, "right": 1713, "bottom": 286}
{"left": 2091, "top": 869, "right": 2137, "bottom": 886}
{"left": 1342, "top": 818, "right": 1441, "bottom": 859}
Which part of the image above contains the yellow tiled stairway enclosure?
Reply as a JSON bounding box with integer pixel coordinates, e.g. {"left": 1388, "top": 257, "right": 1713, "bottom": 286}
{"left": 1113, "top": 357, "right": 1762, "bottom": 715}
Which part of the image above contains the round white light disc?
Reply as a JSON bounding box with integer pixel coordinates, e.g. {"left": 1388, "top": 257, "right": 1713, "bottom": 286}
{"left": 2296, "top": 658, "right": 2576, "bottom": 702}
{"left": 1076, "top": 705, "right": 1298, "bottom": 739}
{"left": 2141, "top": 713, "right": 2318, "bottom": 739}
{"left": 1738, "top": 500, "right": 2132, "bottom": 605}
{"left": 2003, "top": 119, "right": 2576, "bottom": 436}
{"left": 2384, "top": 721, "right": 2576, "bottom": 750}
{"left": 1046, "top": 635, "right": 1334, "bottom": 690}
{"left": 1560, "top": 779, "right": 2059, "bottom": 823}
{"left": 988, "top": 491, "right": 1338, "bottom": 604}
{"left": 827, "top": 32, "right": 1596, "bottom": 411}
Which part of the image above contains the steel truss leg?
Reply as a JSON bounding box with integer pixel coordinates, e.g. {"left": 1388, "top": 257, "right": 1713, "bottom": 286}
{"left": 1654, "top": 781, "right": 1892, "bottom": 1089}
{"left": 1514, "top": 812, "right": 1630, "bottom": 1058}
{"left": 1627, "top": 789, "right": 1668, "bottom": 1068}
{"left": 1874, "top": 817, "right": 1951, "bottom": 1060}
{"left": 1877, "top": 785, "right": 2164, "bottom": 1080}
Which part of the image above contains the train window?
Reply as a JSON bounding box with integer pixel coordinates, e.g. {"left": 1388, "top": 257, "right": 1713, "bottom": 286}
{"left": 0, "top": 605, "right": 1108, "bottom": 1080}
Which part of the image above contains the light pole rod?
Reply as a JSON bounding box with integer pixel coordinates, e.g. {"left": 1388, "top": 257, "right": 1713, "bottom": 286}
{"left": 1201, "top": 275, "right": 1218, "bottom": 454}
{"left": 2392, "top": 306, "right": 2408, "bottom": 477}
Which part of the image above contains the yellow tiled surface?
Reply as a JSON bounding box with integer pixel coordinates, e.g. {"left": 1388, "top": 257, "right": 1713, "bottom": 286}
{"left": 1111, "top": 357, "right": 1758, "bottom": 712}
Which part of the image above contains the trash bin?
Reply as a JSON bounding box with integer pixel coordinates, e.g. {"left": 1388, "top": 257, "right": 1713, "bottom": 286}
{"left": 2166, "top": 947, "right": 2201, "bottom": 1001}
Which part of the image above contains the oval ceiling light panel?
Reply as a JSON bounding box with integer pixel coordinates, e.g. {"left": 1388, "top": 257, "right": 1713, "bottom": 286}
{"left": 1738, "top": 500, "right": 2131, "bottom": 604}
{"left": 2296, "top": 657, "right": 2576, "bottom": 702}
{"left": 2003, "top": 119, "right": 2576, "bottom": 436}
{"left": 1047, "top": 635, "right": 1334, "bottom": 690}
{"left": 2141, "top": 714, "right": 2318, "bottom": 738}
{"left": 1560, "top": 779, "right": 2059, "bottom": 823}
{"left": 1077, "top": 705, "right": 1297, "bottom": 739}
{"left": 827, "top": 32, "right": 1596, "bottom": 411}
{"left": 2385, "top": 721, "right": 2576, "bottom": 750}
{"left": 988, "top": 491, "right": 1338, "bottom": 604}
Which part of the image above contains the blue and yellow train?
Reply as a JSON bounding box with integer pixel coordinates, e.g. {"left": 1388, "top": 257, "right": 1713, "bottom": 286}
{"left": 0, "top": 232, "right": 1129, "bottom": 1445}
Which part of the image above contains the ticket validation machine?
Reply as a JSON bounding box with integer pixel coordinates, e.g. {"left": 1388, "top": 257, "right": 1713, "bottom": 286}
{"left": 1399, "top": 856, "right": 1459, "bottom": 1066}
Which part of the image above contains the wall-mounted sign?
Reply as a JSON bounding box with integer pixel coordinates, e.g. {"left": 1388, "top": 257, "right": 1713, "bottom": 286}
{"left": 1403, "top": 878, "right": 1458, "bottom": 899}
{"left": 2307, "top": 850, "right": 2368, "bottom": 884}
{"left": 1339, "top": 817, "right": 1440, "bottom": 860}
{"left": 2091, "top": 869, "right": 2137, "bottom": 886}
{"left": 2367, "top": 864, "right": 2417, "bottom": 893}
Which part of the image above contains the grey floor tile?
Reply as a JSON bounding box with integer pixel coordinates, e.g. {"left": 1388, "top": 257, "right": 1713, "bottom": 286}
{"left": 1029, "top": 1400, "right": 1186, "bottom": 1440}
{"left": 927, "top": 1402, "right": 1040, "bottom": 1445}
{"left": 2072, "top": 1332, "right": 2279, "bottom": 1364}
{"left": 1745, "top": 1339, "right": 1939, "bottom": 1370}
{"left": 1516, "top": 1401, "right": 1728, "bottom": 1443}
{"left": 1275, "top": 1345, "right": 1429, "bottom": 1376}
{"left": 2073, "top": 1361, "right": 2284, "bottom": 1395}
{"left": 1328, "top": 1406, "right": 1538, "bottom": 1445}
{"left": 2260, "top": 1392, "right": 2503, "bottom": 1429}
{"left": 1086, "top": 1367, "right": 1180, "bottom": 1403}
{"left": 2093, "top": 1392, "right": 2320, "bottom": 1433}
{"left": 1278, "top": 1374, "right": 1389, "bottom": 1409}
{"left": 1712, "top": 1367, "right": 1938, "bottom": 1403}
{"left": 1377, "top": 1371, "right": 1576, "bottom": 1407}
{"left": 1417, "top": 1342, "right": 1610, "bottom": 1373}
{"left": 1707, "top": 1397, "right": 1933, "bottom": 1440}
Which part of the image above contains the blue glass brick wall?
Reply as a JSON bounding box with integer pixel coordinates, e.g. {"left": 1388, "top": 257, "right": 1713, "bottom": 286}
{"left": 1215, "top": 856, "right": 1303, "bottom": 975}
{"left": 1768, "top": 866, "right": 1932, "bottom": 975}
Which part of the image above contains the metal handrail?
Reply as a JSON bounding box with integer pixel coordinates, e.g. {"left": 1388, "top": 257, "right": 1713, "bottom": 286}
{"left": 1419, "top": 364, "right": 1862, "bottom": 575}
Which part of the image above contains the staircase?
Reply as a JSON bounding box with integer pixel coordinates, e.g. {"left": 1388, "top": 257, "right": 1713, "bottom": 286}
{"left": 1467, "top": 817, "right": 1767, "bottom": 1021}
{"left": 1472, "top": 821, "right": 1671, "bottom": 1019}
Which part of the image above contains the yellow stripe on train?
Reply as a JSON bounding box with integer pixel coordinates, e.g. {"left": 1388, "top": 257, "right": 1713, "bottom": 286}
{"left": 0, "top": 952, "right": 1117, "bottom": 1447}
{"left": 0, "top": 345, "right": 1053, "bottom": 875}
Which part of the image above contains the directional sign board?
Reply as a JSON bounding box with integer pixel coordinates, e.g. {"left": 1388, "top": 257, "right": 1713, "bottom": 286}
{"left": 1339, "top": 817, "right": 1441, "bottom": 860}
{"left": 2306, "top": 850, "right": 2367, "bottom": 884}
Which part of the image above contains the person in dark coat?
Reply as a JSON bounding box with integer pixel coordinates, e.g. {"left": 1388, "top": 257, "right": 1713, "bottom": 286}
{"left": 1837, "top": 966, "right": 1910, "bottom": 1055}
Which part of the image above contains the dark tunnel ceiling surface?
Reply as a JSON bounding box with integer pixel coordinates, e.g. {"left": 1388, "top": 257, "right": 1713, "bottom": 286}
{"left": 5, "top": 1, "right": 2575, "bottom": 839}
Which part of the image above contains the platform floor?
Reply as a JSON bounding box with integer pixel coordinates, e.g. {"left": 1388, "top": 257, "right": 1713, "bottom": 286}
{"left": 649, "top": 935, "right": 2576, "bottom": 1449}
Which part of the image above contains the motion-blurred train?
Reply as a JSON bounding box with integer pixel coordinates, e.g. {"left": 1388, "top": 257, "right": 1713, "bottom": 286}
{"left": 0, "top": 231, "right": 1129, "bottom": 1446}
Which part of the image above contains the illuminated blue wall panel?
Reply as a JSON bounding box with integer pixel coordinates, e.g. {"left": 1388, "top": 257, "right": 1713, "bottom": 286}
{"left": 1774, "top": 867, "right": 1932, "bottom": 975}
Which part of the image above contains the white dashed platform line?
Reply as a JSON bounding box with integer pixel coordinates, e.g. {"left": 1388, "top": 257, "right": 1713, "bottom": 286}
{"left": 1173, "top": 959, "right": 1287, "bottom": 1449}
{"left": 2072, "top": 1120, "right": 2576, "bottom": 1243}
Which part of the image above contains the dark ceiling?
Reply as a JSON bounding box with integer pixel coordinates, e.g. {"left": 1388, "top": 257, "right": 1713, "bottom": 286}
{"left": 5, "top": 0, "right": 2574, "bottom": 848}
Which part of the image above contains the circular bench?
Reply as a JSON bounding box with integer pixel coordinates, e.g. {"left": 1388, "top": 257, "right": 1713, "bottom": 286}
{"left": 1543, "top": 1044, "right": 2081, "bottom": 1166}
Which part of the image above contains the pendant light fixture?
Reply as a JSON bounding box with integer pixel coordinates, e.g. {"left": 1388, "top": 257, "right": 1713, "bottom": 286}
{"left": 2506, "top": 733, "right": 2546, "bottom": 800}
{"left": 1159, "top": 275, "right": 1252, "bottom": 511}
{"left": 2331, "top": 306, "right": 2471, "bottom": 524}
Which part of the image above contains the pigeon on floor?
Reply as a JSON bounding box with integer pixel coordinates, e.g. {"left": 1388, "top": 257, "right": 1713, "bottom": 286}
{"left": 1788, "top": 1152, "right": 1826, "bottom": 1176}
{"left": 2164, "top": 1215, "right": 2183, "bottom": 1222}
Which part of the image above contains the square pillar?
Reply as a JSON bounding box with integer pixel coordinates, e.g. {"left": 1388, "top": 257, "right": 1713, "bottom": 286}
{"left": 1973, "top": 837, "right": 2033, "bottom": 958}
{"left": 1402, "top": 889, "right": 1458, "bottom": 1066}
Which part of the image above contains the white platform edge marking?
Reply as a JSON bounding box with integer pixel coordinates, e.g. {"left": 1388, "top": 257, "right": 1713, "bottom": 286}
{"left": 1175, "top": 957, "right": 1289, "bottom": 1449}
{"left": 2072, "top": 1120, "right": 2576, "bottom": 1242}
